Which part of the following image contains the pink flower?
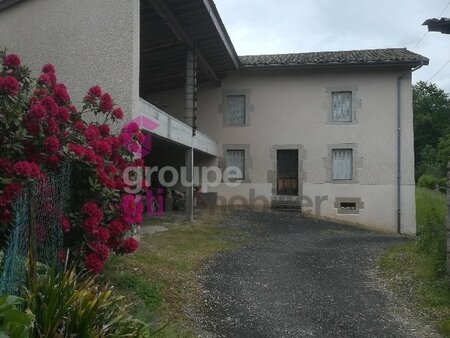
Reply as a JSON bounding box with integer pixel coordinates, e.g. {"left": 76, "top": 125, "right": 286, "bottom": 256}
{"left": 108, "top": 220, "right": 124, "bottom": 236}
{"left": 100, "top": 93, "right": 113, "bottom": 112}
{"left": 126, "top": 122, "right": 139, "bottom": 134}
{"left": 83, "top": 217, "right": 99, "bottom": 234}
{"left": 91, "top": 140, "right": 112, "bottom": 155}
{"left": 43, "top": 136, "right": 60, "bottom": 153}
{"left": 41, "top": 96, "right": 58, "bottom": 117}
{"left": 112, "top": 107, "right": 124, "bottom": 119}
{"left": 88, "top": 85, "right": 102, "bottom": 98}
{"left": 0, "top": 76, "right": 19, "bottom": 96}
{"left": 122, "top": 237, "right": 139, "bottom": 253}
{"left": 84, "top": 253, "right": 104, "bottom": 274}
{"left": 42, "top": 63, "right": 55, "bottom": 74}
{"left": 73, "top": 121, "right": 86, "bottom": 133}
{"left": 57, "top": 107, "right": 70, "bottom": 122}
{"left": 61, "top": 216, "right": 71, "bottom": 233}
{"left": 68, "top": 143, "right": 86, "bottom": 157}
{"left": 84, "top": 148, "right": 97, "bottom": 164}
{"left": 29, "top": 103, "right": 46, "bottom": 119}
{"left": 90, "top": 242, "right": 109, "bottom": 259}
{"left": 46, "top": 118, "right": 59, "bottom": 134}
{"left": 119, "top": 132, "right": 132, "bottom": 146}
{"left": 84, "top": 125, "right": 100, "bottom": 141}
{"left": 3, "top": 54, "right": 20, "bottom": 67}
{"left": 99, "top": 124, "right": 110, "bottom": 136}
{"left": 83, "top": 201, "right": 103, "bottom": 221}
{"left": 12, "top": 161, "right": 41, "bottom": 178}
{"left": 53, "top": 83, "right": 70, "bottom": 104}
{"left": 94, "top": 227, "right": 110, "bottom": 242}
{"left": 121, "top": 195, "right": 143, "bottom": 225}
{"left": 38, "top": 73, "right": 51, "bottom": 85}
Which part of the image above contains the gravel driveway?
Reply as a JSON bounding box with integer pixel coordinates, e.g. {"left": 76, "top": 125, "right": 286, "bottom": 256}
{"left": 196, "top": 209, "right": 440, "bottom": 338}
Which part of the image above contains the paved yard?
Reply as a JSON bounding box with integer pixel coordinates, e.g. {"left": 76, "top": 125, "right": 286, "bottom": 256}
{"left": 196, "top": 210, "right": 440, "bottom": 338}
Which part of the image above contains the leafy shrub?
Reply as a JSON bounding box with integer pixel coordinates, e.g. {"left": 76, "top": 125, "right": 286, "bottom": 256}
{"left": 417, "top": 174, "right": 447, "bottom": 191}
{"left": 0, "top": 50, "right": 144, "bottom": 273}
{"left": 26, "top": 267, "right": 150, "bottom": 337}
{"left": 0, "top": 295, "right": 34, "bottom": 338}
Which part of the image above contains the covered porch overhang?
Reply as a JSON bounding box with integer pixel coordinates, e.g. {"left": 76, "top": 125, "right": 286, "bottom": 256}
{"left": 134, "top": 0, "right": 239, "bottom": 220}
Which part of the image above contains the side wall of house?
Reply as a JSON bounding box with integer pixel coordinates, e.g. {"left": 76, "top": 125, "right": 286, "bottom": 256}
{"left": 0, "top": 0, "right": 140, "bottom": 127}
{"left": 148, "top": 67, "right": 416, "bottom": 234}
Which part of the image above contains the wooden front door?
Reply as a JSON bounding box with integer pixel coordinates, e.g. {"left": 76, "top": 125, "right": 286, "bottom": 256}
{"left": 277, "top": 150, "right": 298, "bottom": 196}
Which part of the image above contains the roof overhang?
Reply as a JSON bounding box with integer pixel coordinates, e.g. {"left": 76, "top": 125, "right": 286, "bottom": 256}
{"left": 140, "top": 0, "right": 239, "bottom": 95}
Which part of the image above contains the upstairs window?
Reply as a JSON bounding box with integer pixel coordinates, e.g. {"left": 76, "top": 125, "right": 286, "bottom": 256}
{"left": 331, "top": 91, "right": 352, "bottom": 122}
{"left": 332, "top": 149, "right": 353, "bottom": 180}
{"left": 226, "top": 150, "right": 245, "bottom": 179}
{"left": 225, "top": 95, "right": 246, "bottom": 125}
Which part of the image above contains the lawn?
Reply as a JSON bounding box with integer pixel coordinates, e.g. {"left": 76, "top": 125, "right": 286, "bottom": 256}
{"left": 379, "top": 187, "right": 450, "bottom": 336}
{"left": 101, "top": 210, "right": 248, "bottom": 337}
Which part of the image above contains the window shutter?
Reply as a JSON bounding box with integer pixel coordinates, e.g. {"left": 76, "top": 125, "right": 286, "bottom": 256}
{"left": 332, "top": 149, "right": 352, "bottom": 180}
{"left": 226, "top": 95, "right": 246, "bottom": 125}
{"left": 226, "top": 150, "right": 245, "bottom": 179}
{"left": 331, "top": 92, "right": 352, "bottom": 122}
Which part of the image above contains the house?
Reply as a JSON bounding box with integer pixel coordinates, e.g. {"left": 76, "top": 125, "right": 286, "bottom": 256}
{"left": 0, "top": 0, "right": 428, "bottom": 234}
{"left": 423, "top": 18, "right": 450, "bottom": 34}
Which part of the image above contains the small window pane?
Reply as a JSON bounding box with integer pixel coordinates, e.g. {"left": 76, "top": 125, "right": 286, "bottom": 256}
{"left": 331, "top": 92, "right": 352, "bottom": 122}
{"left": 226, "top": 150, "right": 245, "bottom": 179}
{"left": 226, "top": 95, "right": 246, "bottom": 125}
{"left": 332, "top": 149, "right": 352, "bottom": 180}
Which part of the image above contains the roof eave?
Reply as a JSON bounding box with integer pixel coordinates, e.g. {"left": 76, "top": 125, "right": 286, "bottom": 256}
{"left": 238, "top": 60, "right": 429, "bottom": 70}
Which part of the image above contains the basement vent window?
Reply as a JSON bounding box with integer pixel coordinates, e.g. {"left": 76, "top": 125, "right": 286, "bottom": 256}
{"left": 340, "top": 202, "right": 356, "bottom": 211}
{"left": 334, "top": 197, "right": 364, "bottom": 215}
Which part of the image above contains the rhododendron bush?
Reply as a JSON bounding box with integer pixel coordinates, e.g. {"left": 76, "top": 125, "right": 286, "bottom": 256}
{"left": 0, "top": 50, "right": 144, "bottom": 274}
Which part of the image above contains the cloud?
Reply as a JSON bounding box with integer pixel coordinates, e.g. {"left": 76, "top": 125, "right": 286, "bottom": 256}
{"left": 215, "top": 0, "right": 450, "bottom": 93}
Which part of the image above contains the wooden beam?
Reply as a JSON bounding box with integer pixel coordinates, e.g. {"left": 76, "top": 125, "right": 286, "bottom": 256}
{"left": 147, "top": 0, "right": 221, "bottom": 86}
{"left": 201, "top": 0, "right": 240, "bottom": 70}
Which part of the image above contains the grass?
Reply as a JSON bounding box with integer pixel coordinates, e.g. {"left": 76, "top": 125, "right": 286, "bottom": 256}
{"left": 101, "top": 211, "right": 248, "bottom": 337}
{"left": 379, "top": 186, "right": 450, "bottom": 336}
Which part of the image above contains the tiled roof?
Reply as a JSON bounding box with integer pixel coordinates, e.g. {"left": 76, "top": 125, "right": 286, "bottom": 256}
{"left": 239, "top": 48, "right": 428, "bottom": 68}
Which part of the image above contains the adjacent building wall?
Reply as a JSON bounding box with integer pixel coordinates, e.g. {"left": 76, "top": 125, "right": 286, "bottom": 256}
{"left": 0, "top": 0, "right": 140, "bottom": 127}
{"left": 150, "top": 67, "right": 417, "bottom": 234}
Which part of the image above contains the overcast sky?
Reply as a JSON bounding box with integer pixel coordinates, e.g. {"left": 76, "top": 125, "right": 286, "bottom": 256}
{"left": 215, "top": 0, "right": 450, "bottom": 94}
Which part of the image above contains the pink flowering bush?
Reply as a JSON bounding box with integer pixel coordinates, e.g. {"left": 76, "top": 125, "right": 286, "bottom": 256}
{"left": 0, "top": 50, "right": 144, "bottom": 274}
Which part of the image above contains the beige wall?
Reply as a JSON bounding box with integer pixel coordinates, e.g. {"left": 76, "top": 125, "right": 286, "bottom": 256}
{"left": 150, "top": 67, "right": 417, "bottom": 234}
{"left": 0, "top": 0, "right": 140, "bottom": 128}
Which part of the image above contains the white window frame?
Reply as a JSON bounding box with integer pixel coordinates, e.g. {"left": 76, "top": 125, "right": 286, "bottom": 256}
{"left": 331, "top": 148, "right": 353, "bottom": 180}
{"left": 226, "top": 149, "right": 245, "bottom": 180}
{"left": 331, "top": 91, "right": 352, "bottom": 122}
{"left": 225, "top": 95, "right": 246, "bottom": 126}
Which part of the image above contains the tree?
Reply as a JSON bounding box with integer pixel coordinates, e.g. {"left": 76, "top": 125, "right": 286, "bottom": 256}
{"left": 413, "top": 81, "right": 450, "bottom": 178}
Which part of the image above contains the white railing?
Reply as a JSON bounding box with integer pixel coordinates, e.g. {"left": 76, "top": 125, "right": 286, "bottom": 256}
{"left": 138, "top": 98, "right": 218, "bottom": 156}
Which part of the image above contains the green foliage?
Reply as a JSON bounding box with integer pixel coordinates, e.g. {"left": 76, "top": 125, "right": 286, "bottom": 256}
{"left": 413, "top": 81, "right": 450, "bottom": 179}
{"left": 379, "top": 187, "right": 450, "bottom": 336}
{"left": 26, "top": 267, "right": 150, "bottom": 337}
{"left": 0, "top": 295, "right": 34, "bottom": 338}
{"left": 417, "top": 174, "right": 447, "bottom": 191}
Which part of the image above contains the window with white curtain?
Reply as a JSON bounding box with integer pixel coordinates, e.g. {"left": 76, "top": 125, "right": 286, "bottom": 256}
{"left": 331, "top": 149, "right": 353, "bottom": 180}
{"left": 331, "top": 91, "right": 352, "bottom": 122}
{"left": 226, "top": 95, "right": 246, "bottom": 125}
{"left": 226, "top": 150, "right": 245, "bottom": 179}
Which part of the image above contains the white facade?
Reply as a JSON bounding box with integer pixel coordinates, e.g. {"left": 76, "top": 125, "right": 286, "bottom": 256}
{"left": 148, "top": 67, "right": 417, "bottom": 234}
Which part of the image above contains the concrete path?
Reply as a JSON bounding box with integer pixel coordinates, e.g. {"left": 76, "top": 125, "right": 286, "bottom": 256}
{"left": 197, "top": 210, "right": 439, "bottom": 338}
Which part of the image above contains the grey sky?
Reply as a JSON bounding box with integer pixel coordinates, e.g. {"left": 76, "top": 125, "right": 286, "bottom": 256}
{"left": 215, "top": 0, "right": 450, "bottom": 94}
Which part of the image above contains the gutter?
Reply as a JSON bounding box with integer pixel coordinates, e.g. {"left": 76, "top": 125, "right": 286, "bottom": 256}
{"left": 397, "top": 62, "right": 424, "bottom": 234}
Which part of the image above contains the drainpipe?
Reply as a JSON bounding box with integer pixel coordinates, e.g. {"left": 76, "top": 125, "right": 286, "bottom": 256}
{"left": 397, "top": 62, "right": 424, "bottom": 234}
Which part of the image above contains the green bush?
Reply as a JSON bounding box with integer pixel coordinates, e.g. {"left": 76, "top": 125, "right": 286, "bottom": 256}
{"left": 418, "top": 174, "right": 447, "bottom": 191}
{"left": 26, "top": 268, "right": 150, "bottom": 337}
{"left": 0, "top": 295, "right": 34, "bottom": 338}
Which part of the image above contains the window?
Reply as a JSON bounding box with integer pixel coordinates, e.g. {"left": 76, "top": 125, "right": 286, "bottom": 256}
{"left": 331, "top": 91, "right": 352, "bottom": 122}
{"left": 226, "top": 95, "right": 246, "bottom": 125}
{"left": 332, "top": 149, "right": 352, "bottom": 180}
{"left": 226, "top": 150, "right": 245, "bottom": 179}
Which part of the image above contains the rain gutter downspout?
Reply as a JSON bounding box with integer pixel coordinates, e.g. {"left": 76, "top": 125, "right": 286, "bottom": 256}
{"left": 397, "top": 62, "right": 424, "bottom": 234}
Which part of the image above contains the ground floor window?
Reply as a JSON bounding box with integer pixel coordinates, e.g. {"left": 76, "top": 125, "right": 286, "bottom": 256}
{"left": 331, "top": 149, "right": 353, "bottom": 180}
{"left": 226, "top": 149, "right": 245, "bottom": 179}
